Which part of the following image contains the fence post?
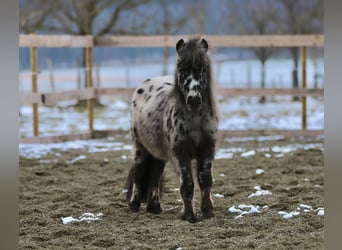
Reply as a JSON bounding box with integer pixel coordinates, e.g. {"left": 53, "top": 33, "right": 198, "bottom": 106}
{"left": 85, "top": 47, "right": 94, "bottom": 132}
{"left": 301, "top": 46, "right": 307, "bottom": 130}
{"left": 30, "top": 47, "right": 39, "bottom": 136}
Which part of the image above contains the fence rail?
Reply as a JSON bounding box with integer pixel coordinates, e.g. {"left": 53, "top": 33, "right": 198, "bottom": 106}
{"left": 19, "top": 34, "right": 324, "bottom": 142}
{"left": 19, "top": 34, "right": 324, "bottom": 47}
{"left": 19, "top": 87, "right": 324, "bottom": 106}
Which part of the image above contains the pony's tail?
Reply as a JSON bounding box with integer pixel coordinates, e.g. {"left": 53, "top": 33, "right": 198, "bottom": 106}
{"left": 125, "top": 156, "right": 165, "bottom": 203}
{"left": 124, "top": 160, "right": 150, "bottom": 203}
{"left": 124, "top": 165, "right": 134, "bottom": 202}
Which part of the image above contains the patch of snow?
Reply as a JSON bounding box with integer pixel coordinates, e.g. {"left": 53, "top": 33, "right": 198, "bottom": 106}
{"left": 271, "top": 145, "right": 294, "bottom": 153}
{"left": 61, "top": 212, "right": 103, "bottom": 225}
{"left": 255, "top": 168, "right": 264, "bottom": 175}
{"left": 19, "top": 139, "right": 132, "bottom": 159}
{"left": 61, "top": 216, "right": 79, "bottom": 225}
{"left": 278, "top": 211, "right": 300, "bottom": 219}
{"left": 264, "top": 153, "right": 272, "bottom": 158}
{"left": 316, "top": 207, "right": 324, "bottom": 217}
{"left": 248, "top": 186, "right": 272, "bottom": 198}
{"left": 241, "top": 150, "right": 256, "bottom": 157}
{"left": 213, "top": 193, "right": 224, "bottom": 198}
{"left": 215, "top": 150, "right": 233, "bottom": 159}
{"left": 225, "top": 135, "right": 285, "bottom": 143}
{"left": 228, "top": 204, "right": 262, "bottom": 219}
{"left": 278, "top": 204, "right": 323, "bottom": 219}
{"left": 299, "top": 204, "right": 312, "bottom": 210}
{"left": 317, "top": 210, "right": 324, "bottom": 216}
{"left": 66, "top": 155, "right": 87, "bottom": 164}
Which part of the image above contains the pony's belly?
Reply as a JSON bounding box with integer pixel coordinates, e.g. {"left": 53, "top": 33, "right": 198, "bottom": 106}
{"left": 131, "top": 108, "right": 168, "bottom": 161}
{"left": 131, "top": 77, "right": 174, "bottom": 162}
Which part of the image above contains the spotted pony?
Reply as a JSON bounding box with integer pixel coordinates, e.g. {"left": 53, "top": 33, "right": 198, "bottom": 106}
{"left": 125, "top": 37, "right": 219, "bottom": 223}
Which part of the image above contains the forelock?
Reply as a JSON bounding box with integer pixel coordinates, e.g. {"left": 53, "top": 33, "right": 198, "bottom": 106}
{"left": 177, "top": 38, "right": 209, "bottom": 71}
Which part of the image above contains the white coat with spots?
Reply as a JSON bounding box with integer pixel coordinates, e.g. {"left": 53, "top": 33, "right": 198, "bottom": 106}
{"left": 125, "top": 37, "right": 219, "bottom": 223}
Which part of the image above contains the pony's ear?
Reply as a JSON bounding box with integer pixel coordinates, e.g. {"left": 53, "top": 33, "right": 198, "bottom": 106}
{"left": 176, "top": 38, "right": 185, "bottom": 53}
{"left": 200, "top": 38, "right": 208, "bottom": 52}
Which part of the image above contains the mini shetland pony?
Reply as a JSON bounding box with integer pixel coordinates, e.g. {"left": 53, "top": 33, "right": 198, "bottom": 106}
{"left": 125, "top": 37, "right": 219, "bottom": 223}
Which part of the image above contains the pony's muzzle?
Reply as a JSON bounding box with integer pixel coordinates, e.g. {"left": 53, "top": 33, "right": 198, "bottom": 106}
{"left": 186, "top": 94, "right": 202, "bottom": 111}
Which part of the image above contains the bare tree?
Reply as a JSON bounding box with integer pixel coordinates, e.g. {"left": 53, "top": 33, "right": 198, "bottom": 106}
{"left": 134, "top": 1, "right": 189, "bottom": 75}
{"left": 19, "top": 0, "right": 51, "bottom": 33}
{"left": 44, "top": 0, "right": 150, "bottom": 68}
{"left": 276, "top": 0, "right": 323, "bottom": 100}
{"left": 226, "top": 0, "right": 280, "bottom": 102}
{"left": 36, "top": 0, "right": 151, "bottom": 106}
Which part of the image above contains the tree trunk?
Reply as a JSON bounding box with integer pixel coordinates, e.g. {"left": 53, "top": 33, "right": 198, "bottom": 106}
{"left": 162, "top": 47, "right": 169, "bottom": 75}
{"left": 291, "top": 47, "right": 300, "bottom": 101}
{"left": 259, "top": 60, "right": 266, "bottom": 103}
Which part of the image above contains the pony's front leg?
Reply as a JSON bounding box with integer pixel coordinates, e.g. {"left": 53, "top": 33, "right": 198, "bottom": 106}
{"left": 197, "top": 158, "right": 214, "bottom": 218}
{"left": 172, "top": 156, "right": 196, "bottom": 223}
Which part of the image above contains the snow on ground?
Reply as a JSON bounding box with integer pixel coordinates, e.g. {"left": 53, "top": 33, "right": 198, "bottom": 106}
{"left": 19, "top": 136, "right": 323, "bottom": 160}
{"left": 228, "top": 204, "right": 267, "bottom": 219}
{"left": 18, "top": 59, "right": 324, "bottom": 137}
{"left": 248, "top": 186, "right": 272, "bottom": 198}
{"left": 278, "top": 205, "right": 324, "bottom": 219}
{"left": 19, "top": 137, "right": 132, "bottom": 159}
{"left": 255, "top": 168, "right": 265, "bottom": 175}
{"left": 214, "top": 140, "right": 323, "bottom": 160}
{"left": 61, "top": 212, "right": 104, "bottom": 225}
{"left": 19, "top": 96, "right": 324, "bottom": 137}
{"left": 228, "top": 200, "right": 324, "bottom": 220}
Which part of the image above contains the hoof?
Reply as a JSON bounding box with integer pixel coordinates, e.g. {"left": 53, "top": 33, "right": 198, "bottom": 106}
{"left": 202, "top": 209, "right": 215, "bottom": 219}
{"left": 146, "top": 203, "right": 162, "bottom": 214}
{"left": 181, "top": 212, "right": 196, "bottom": 223}
{"left": 128, "top": 200, "right": 140, "bottom": 212}
{"left": 201, "top": 204, "right": 214, "bottom": 219}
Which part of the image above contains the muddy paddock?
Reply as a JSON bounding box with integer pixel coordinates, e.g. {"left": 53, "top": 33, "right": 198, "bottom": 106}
{"left": 19, "top": 134, "right": 324, "bottom": 249}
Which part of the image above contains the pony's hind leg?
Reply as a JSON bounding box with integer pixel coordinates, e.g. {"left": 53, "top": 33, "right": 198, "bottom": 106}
{"left": 146, "top": 156, "right": 166, "bottom": 214}
{"left": 126, "top": 144, "right": 148, "bottom": 212}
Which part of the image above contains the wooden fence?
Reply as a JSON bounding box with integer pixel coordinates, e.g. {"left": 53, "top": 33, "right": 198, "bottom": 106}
{"left": 19, "top": 34, "right": 324, "bottom": 143}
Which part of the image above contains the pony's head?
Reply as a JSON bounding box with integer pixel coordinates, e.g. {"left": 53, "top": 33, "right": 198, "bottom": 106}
{"left": 175, "top": 37, "right": 211, "bottom": 112}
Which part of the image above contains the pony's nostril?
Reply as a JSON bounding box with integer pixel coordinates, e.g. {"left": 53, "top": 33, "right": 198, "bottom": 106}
{"left": 186, "top": 96, "right": 193, "bottom": 105}
{"left": 187, "top": 95, "right": 202, "bottom": 107}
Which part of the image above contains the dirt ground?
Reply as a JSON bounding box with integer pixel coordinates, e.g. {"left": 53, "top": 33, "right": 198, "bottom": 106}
{"left": 19, "top": 134, "right": 324, "bottom": 249}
